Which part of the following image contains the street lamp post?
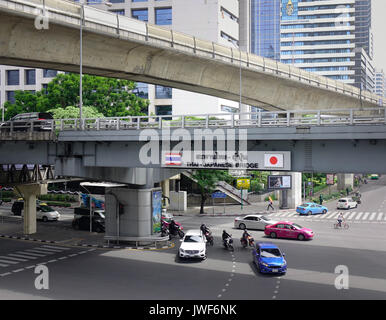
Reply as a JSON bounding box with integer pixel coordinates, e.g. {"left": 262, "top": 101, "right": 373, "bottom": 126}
{"left": 227, "top": 39, "right": 242, "bottom": 116}
{"left": 79, "top": 0, "right": 112, "bottom": 125}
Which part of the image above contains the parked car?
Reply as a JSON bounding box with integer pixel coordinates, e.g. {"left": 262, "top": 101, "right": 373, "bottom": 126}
{"left": 296, "top": 202, "right": 328, "bottom": 216}
{"left": 72, "top": 215, "right": 105, "bottom": 233}
{"left": 337, "top": 198, "right": 357, "bottom": 210}
{"left": 264, "top": 221, "right": 314, "bottom": 241}
{"left": 178, "top": 230, "right": 206, "bottom": 260}
{"left": 370, "top": 174, "right": 379, "bottom": 180}
{"left": 0, "top": 112, "right": 54, "bottom": 132}
{"left": 234, "top": 214, "right": 278, "bottom": 230}
{"left": 11, "top": 200, "right": 59, "bottom": 221}
{"left": 252, "top": 243, "right": 287, "bottom": 275}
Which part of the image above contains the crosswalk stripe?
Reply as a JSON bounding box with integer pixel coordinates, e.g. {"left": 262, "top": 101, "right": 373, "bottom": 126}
{"left": 362, "top": 212, "right": 370, "bottom": 220}
{"left": 25, "top": 249, "right": 53, "bottom": 255}
{"left": 324, "top": 212, "right": 337, "bottom": 219}
{"left": 377, "top": 213, "right": 384, "bottom": 221}
{"left": 0, "top": 259, "right": 18, "bottom": 265}
{"left": 330, "top": 212, "right": 340, "bottom": 219}
{"left": 8, "top": 253, "right": 37, "bottom": 260}
{"left": 280, "top": 213, "right": 291, "bottom": 218}
{"left": 41, "top": 245, "right": 70, "bottom": 251}
{"left": 34, "top": 247, "right": 62, "bottom": 253}
{"left": 319, "top": 213, "right": 330, "bottom": 219}
{"left": 288, "top": 213, "right": 297, "bottom": 217}
{"left": 369, "top": 212, "right": 377, "bottom": 221}
{"left": 355, "top": 212, "right": 364, "bottom": 220}
{"left": 0, "top": 256, "right": 27, "bottom": 262}
{"left": 347, "top": 212, "right": 357, "bottom": 220}
{"left": 0, "top": 263, "right": 9, "bottom": 267}
{"left": 17, "top": 251, "right": 46, "bottom": 257}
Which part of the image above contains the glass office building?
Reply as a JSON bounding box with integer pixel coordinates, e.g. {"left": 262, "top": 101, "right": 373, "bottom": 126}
{"left": 250, "top": 0, "right": 281, "bottom": 60}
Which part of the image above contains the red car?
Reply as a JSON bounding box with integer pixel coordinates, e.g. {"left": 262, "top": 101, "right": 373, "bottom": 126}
{"left": 264, "top": 221, "right": 314, "bottom": 241}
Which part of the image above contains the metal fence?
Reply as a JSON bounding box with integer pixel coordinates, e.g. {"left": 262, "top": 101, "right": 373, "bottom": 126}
{"left": 1, "top": 108, "right": 386, "bottom": 134}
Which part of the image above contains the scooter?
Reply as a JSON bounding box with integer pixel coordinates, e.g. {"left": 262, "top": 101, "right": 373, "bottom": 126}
{"left": 223, "top": 235, "right": 234, "bottom": 251}
{"left": 240, "top": 235, "right": 255, "bottom": 248}
{"left": 204, "top": 231, "right": 214, "bottom": 246}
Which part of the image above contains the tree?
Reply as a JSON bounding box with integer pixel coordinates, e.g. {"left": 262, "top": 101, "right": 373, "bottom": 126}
{"left": 3, "top": 73, "right": 149, "bottom": 120}
{"left": 48, "top": 106, "right": 104, "bottom": 119}
{"left": 192, "top": 170, "right": 230, "bottom": 214}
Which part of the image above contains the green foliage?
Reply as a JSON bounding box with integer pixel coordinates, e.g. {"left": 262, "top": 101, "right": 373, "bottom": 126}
{"left": 38, "top": 194, "right": 78, "bottom": 203}
{"left": 48, "top": 106, "right": 104, "bottom": 119}
{"left": 4, "top": 73, "right": 149, "bottom": 120}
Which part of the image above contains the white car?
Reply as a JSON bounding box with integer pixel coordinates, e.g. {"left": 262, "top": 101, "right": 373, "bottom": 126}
{"left": 179, "top": 230, "right": 206, "bottom": 260}
{"left": 36, "top": 205, "right": 60, "bottom": 222}
{"left": 234, "top": 214, "right": 278, "bottom": 230}
{"left": 337, "top": 198, "right": 357, "bottom": 210}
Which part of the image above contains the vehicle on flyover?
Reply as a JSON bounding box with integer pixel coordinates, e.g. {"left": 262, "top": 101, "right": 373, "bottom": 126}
{"left": 296, "top": 202, "right": 328, "bottom": 216}
{"left": 252, "top": 242, "right": 287, "bottom": 275}
{"left": 234, "top": 214, "right": 277, "bottom": 230}
{"left": 264, "top": 222, "right": 314, "bottom": 241}
{"left": 178, "top": 230, "right": 206, "bottom": 261}
{"left": 337, "top": 198, "right": 358, "bottom": 210}
{"left": 370, "top": 174, "right": 379, "bottom": 180}
{"left": 0, "top": 112, "right": 54, "bottom": 132}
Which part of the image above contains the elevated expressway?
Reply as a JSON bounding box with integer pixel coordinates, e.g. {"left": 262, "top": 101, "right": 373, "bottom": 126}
{"left": 0, "top": 0, "right": 384, "bottom": 111}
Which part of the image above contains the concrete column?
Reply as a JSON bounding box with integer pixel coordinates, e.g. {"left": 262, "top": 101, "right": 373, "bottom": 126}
{"left": 105, "top": 187, "right": 155, "bottom": 239}
{"left": 337, "top": 174, "right": 354, "bottom": 191}
{"left": 279, "top": 172, "right": 302, "bottom": 209}
{"left": 161, "top": 179, "right": 170, "bottom": 208}
{"left": 16, "top": 184, "right": 47, "bottom": 235}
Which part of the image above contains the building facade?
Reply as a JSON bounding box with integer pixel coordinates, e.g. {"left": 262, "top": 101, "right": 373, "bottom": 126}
{"left": 0, "top": 67, "right": 58, "bottom": 121}
{"left": 374, "top": 69, "right": 386, "bottom": 99}
{"left": 94, "top": 0, "right": 241, "bottom": 117}
{"left": 354, "top": 0, "right": 373, "bottom": 59}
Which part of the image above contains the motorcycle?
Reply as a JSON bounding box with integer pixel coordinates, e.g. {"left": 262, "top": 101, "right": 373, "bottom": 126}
{"left": 161, "top": 223, "right": 170, "bottom": 239}
{"left": 204, "top": 231, "right": 214, "bottom": 246}
{"left": 240, "top": 235, "right": 255, "bottom": 248}
{"left": 170, "top": 224, "right": 185, "bottom": 239}
{"left": 223, "top": 235, "right": 234, "bottom": 251}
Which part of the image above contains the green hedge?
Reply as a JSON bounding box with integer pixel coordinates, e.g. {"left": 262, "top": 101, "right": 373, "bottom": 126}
{"left": 39, "top": 194, "right": 78, "bottom": 203}
{"left": 0, "top": 198, "right": 12, "bottom": 202}
{"left": 43, "top": 201, "right": 72, "bottom": 207}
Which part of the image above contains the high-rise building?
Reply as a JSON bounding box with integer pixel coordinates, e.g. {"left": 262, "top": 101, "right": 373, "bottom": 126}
{"left": 280, "top": 0, "right": 356, "bottom": 85}
{"left": 0, "top": 67, "right": 59, "bottom": 121}
{"left": 93, "top": 0, "right": 241, "bottom": 117}
{"left": 354, "top": 0, "right": 373, "bottom": 59}
{"left": 250, "top": 0, "right": 281, "bottom": 60}
{"left": 374, "top": 69, "right": 386, "bottom": 98}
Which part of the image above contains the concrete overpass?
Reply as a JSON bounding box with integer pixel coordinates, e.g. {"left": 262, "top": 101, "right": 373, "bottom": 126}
{"left": 0, "top": 0, "right": 384, "bottom": 111}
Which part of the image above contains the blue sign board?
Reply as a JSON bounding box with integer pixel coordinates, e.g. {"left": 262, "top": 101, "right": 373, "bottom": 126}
{"left": 212, "top": 192, "right": 227, "bottom": 199}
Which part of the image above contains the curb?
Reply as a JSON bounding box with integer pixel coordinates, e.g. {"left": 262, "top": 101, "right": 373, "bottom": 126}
{"left": 75, "top": 242, "right": 173, "bottom": 250}
{"left": 0, "top": 234, "right": 60, "bottom": 243}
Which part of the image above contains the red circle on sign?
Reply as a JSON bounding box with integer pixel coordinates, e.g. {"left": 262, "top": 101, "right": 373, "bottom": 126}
{"left": 270, "top": 156, "right": 278, "bottom": 165}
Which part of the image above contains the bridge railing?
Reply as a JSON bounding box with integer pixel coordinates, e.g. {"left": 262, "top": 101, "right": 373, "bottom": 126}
{"left": 1, "top": 0, "right": 384, "bottom": 107}
{"left": 2, "top": 108, "right": 385, "bottom": 134}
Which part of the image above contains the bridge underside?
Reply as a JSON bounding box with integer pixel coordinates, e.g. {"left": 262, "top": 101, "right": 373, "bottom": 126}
{"left": 0, "top": 11, "right": 378, "bottom": 111}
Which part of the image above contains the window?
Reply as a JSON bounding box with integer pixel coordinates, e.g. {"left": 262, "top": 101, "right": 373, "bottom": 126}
{"left": 156, "top": 105, "right": 172, "bottom": 120}
{"left": 132, "top": 0, "right": 147, "bottom": 2}
{"left": 6, "top": 91, "right": 15, "bottom": 104}
{"left": 25, "top": 70, "right": 36, "bottom": 85}
{"left": 133, "top": 82, "right": 148, "bottom": 99}
{"left": 132, "top": 9, "right": 148, "bottom": 21}
{"left": 42, "top": 84, "right": 48, "bottom": 94}
{"left": 155, "top": 85, "right": 172, "bottom": 99}
{"left": 109, "top": 0, "right": 124, "bottom": 3}
{"left": 109, "top": 9, "right": 125, "bottom": 15}
{"left": 43, "top": 69, "right": 57, "bottom": 78}
{"left": 221, "top": 105, "right": 238, "bottom": 113}
{"left": 155, "top": 7, "right": 172, "bottom": 25}
{"left": 7, "top": 70, "right": 19, "bottom": 86}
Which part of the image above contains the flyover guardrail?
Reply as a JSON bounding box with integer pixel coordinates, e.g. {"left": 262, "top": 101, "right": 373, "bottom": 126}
{"left": 1, "top": 108, "right": 386, "bottom": 136}
{"left": 0, "top": 0, "right": 384, "bottom": 107}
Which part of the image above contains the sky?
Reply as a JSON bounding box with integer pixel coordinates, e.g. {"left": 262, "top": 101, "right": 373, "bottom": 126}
{"left": 373, "top": 0, "right": 386, "bottom": 72}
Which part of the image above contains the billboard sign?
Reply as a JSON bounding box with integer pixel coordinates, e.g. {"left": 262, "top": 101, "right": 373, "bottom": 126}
{"left": 151, "top": 190, "right": 162, "bottom": 234}
{"left": 237, "top": 178, "right": 251, "bottom": 190}
{"left": 326, "top": 174, "right": 335, "bottom": 185}
{"left": 268, "top": 175, "right": 292, "bottom": 190}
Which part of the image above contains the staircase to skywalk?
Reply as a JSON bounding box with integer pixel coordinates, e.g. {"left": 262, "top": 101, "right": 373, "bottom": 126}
{"left": 182, "top": 171, "right": 251, "bottom": 205}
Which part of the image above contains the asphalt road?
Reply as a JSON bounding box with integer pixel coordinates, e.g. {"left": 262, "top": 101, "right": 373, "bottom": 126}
{"left": 0, "top": 178, "right": 385, "bottom": 300}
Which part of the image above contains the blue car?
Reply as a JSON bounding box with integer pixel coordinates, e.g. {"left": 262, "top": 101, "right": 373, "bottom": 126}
{"left": 252, "top": 243, "right": 287, "bottom": 275}
{"left": 296, "top": 202, "right": 328, "bottom": 216}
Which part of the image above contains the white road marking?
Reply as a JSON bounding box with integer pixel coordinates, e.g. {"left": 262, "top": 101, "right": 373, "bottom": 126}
{"left": 34, "top": 247, "right": 63, "bottom": 253}
{"left": 323, "top": 212, "right": 336, "bottom": 219}
{"left": 369, "top": 212, "right": 377, "bottom": 221}
{"left": 0, "top": 256, "right": 27, "bottom": 262}
{"left": 355, "top": 212, "right": 364, "bottom": 220}
{"left": 42, "top": 245, "right": 70, "bottom": 250}
{"left": 16, "top": 251, "right": 46, "bottom": 257}
{"left": 347, "top": 212, "right": 357, "bottom": 220}
{"left": 0, "top": 259, "right": 18, "bottom": 265}
{"left": 330, "top": 212, "right": 340, "bottom": 219}
{"left": 8, "top": 253, "right": 37, "bottom": 260}
{"left": 361, "top": 212, "right": 370, "bottom": 220}
{"left": 377, "top": 213, "right": 384, "bottom": 221}
{"left": 24, "top": 249, "right": 53, "bottom": 255}
{"left": 0, "top": 263, "right": 9, "bottom": 267}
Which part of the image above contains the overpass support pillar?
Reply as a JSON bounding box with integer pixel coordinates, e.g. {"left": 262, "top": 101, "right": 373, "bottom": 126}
{"left": 161, "top": 179, "right": 170, "bottom": 208}
{"left": 105, "top": 187, "right": 161, "bottom": 241}
{"left": 337, "top": 174, "right": 354, "bottom": 191}
{"left": 16, "top": 184, "right": 47, "bottom": 235}
{"left": 279, "top": 172, "right": 302, "bottom": 209}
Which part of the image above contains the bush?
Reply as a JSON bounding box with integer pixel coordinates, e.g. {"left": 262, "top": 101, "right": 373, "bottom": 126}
{"left": 0, "top": 198, "right": 11, "bottom": 202}
{"left": 43, "top": 201, "right": 71, "bottom": 207}
{"left": 39, "top": 194, "right": 78, "bottom": 203}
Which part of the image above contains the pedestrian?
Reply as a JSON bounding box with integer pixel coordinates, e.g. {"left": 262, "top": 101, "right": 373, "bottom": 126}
{"left": 319, "top": 194, "right": 323, "bottom": 205}
{"left": 346, "top": 187, "right": 350, "bottom": 196}
{"left": 267, "top": 196, "right": 274, "bottom": 211}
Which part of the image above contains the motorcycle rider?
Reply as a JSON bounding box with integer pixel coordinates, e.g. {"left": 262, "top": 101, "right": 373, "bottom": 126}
{"left": 169, "top": 219, "right": 178, "bottom": 235}
{"left": 222, "top": 230, "right": 231, "bottom": 241}
{"left": 241, "top": 229, "right": 252, "bottom": 245}
{"left": 200, "top": 224, "right": 210, "bottom": 237}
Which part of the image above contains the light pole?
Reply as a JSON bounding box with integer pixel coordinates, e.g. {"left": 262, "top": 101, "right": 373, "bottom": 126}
{"left": 227, "top": 39, "right": 242, "bottom": 114}
{"left": 79, "top": 0, "right": 112, "bottom": 123}
{"left": 80, "top": 182, "right": 93, "bottom": 233}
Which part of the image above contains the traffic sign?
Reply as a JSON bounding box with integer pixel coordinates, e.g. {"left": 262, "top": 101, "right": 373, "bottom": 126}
{"left": 212, "top": 191, "right": 227, "bottom": 199}
{"left": 237, "top": 178, "right": 250, "bottom": 190}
